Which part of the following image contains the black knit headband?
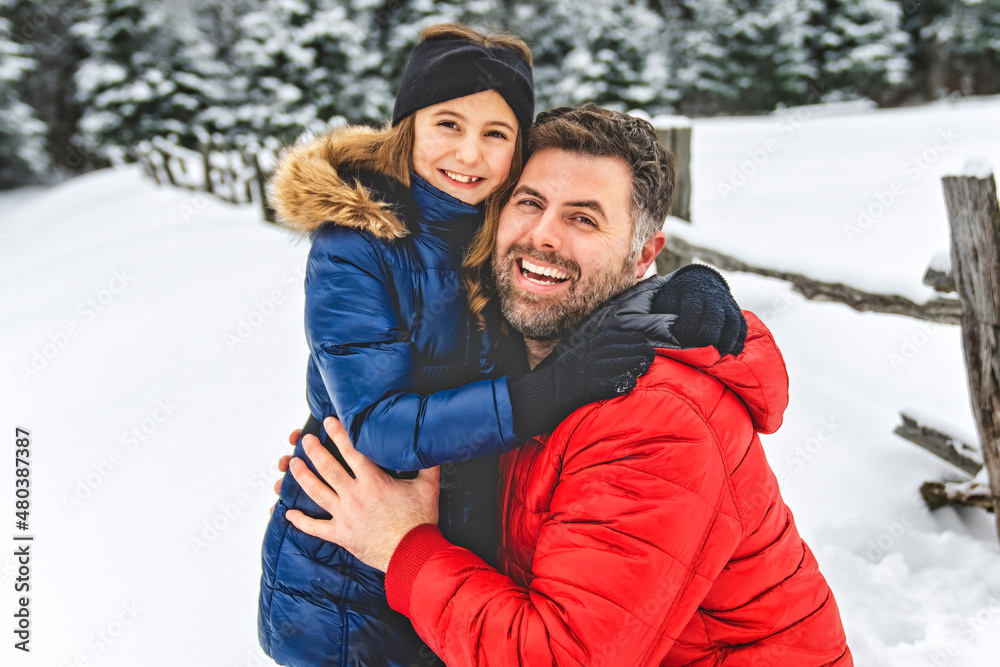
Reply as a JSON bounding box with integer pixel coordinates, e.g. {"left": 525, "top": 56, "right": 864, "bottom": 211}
{"left": 392, "top": 38, "right": 534, "bottom": 154}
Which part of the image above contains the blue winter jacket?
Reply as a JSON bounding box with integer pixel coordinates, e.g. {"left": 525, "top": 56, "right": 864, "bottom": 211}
{"left": 259, "top": 130, "right": 522, "bottom": 666}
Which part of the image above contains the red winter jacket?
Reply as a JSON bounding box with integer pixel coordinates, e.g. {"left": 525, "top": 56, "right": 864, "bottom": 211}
{"left": 386, "top": 311, "right": 852, "bottom": 666}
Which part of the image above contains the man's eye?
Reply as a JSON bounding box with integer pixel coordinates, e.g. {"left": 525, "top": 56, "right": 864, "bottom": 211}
{"left": 573, "top": 216, "right": 596, "bottom": 227}
{"left": 517, "top": 199, "right": 541, "bottom": 209}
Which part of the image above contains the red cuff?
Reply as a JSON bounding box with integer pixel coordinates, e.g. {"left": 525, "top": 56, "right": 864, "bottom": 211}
{"left": 385, "top": 523, "right": 452, "bottom": 617}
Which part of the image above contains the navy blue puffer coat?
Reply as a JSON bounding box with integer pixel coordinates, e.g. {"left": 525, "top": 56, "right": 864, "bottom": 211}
{"left": 258, "top": 130, "right": 521, "bottom": 666}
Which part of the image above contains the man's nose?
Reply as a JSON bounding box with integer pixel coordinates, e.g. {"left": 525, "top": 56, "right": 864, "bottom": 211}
{"left": 527, "top": 209, "right": 562, "bottom": 252}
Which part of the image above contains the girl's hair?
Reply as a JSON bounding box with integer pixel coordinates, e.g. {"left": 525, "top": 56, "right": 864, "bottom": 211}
{"left": 322, "top": 23, "right": 530, "bottom": 322}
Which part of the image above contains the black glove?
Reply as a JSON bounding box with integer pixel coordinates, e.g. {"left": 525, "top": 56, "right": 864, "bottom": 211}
{"left": 507, "top": 329, "right": 655, "bottom": 439}
{"left": 652, "top": 264, "right": 747, "bottom": 357}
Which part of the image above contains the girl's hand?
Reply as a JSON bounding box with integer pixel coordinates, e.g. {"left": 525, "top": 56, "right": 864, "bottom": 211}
{"left": 269, "top": 429, "right": 302, "bottom": 514}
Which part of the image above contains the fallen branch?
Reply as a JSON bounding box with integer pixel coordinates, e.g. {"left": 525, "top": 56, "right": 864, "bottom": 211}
{"left": 666, "top": 235, "right": 963, "bottom": 324}
{"left": 920, "top": 479, "right": 995, "bottom": 513}
{"left": 894, "top": 412, "right": 983, "bottom": 476}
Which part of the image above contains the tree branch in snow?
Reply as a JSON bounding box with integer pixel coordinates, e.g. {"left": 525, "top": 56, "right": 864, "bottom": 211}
{"left": 894, "top": 413, "right": 983, "bottom": 477}
{"left": 920, "top": 479, "right": 995, "bottom": 513}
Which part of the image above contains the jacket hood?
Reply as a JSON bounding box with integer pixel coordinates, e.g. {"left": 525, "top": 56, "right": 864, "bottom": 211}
{"left": 550, "top": 274, "right": 789, "bottom": 434}
{"left": 268, "top": 127, "right": 411, "bottom": 239}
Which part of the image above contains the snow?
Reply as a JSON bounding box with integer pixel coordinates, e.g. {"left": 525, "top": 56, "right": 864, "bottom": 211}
{"left": 4, "top": 97, "right": 1000, "bottom": 665}
{"left": 954, "top": 156, "right": 995, "bottom": 179}
{"left": 928, "top": 249, "right": 951, "bottom": 273}
{"left": 672, "top": 95, "right": 1000, "bottom": 302}
{"left": 652, "top": 114, "right": 693, "bottom": 129}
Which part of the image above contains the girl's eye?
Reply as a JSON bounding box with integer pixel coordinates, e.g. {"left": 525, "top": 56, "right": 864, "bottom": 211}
{"left": 438, "top": 121, "right": 460, "bottom": 130}
{"left": 486, "top": 130, "right": 508, "bottom": 140}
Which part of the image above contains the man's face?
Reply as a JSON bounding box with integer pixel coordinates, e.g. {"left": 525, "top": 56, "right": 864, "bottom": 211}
{"left": 492, "top": 147, "right": 662, "bottom": 340}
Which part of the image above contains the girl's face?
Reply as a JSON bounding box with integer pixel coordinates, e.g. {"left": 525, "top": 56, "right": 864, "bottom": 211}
{"left": 412, "top": 90, "right": 518, "bottom": 206}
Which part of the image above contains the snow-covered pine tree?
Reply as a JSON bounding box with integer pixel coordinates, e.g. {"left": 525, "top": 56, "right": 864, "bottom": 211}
{"left": 231, "top": 0, "right": 393, "bottom": 143}
{"left": 74, "top": 0, "right": 223, "bottom": 161}
{"left": 0, "top": 6, "right": 48, "bottom": 187}
{"left": 510, "top": 0, "right": 675, "bottom": 114}
{"left": 925, "top": 0, "right": 1000, "bottom": 96}
{"left": 673, "top": 0, "right": 817, "bottom": 115}
{"left": 804, "top": 0, "right": 910, "bottom": 104}
{"left": 2, "top": 0, "right": 89, "bottom": 176}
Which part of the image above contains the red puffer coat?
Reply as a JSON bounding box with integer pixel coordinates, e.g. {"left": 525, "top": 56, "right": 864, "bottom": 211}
{"left": 385, "top": 311, "right": 852, "bottom": 666}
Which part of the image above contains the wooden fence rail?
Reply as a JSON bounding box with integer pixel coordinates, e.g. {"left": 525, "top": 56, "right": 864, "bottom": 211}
{"left": 134, "top": 138, "right": 277, "bottom": 223}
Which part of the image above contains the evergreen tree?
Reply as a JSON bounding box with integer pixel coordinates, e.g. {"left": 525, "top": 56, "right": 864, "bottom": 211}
{"left": 73, "top": 0, "right": 221, "bottom": 160}
{"left": 925, "top": 0, "right": 1000, "bottom": 96}
{"left": 674, "top": 0, "right": 817, "bottom": 115}
{"left": 3, "top": 0, "right": 89, "bottom": 176}
{"left": 511, "top": 0, "right": 675, "bottom": 114}
{"left": 0, "top": 9, "right": 48, "bottom": 187}
{"left": 231, "top": 0, "right": 394, "bottom": 142}
{"left": 805, "top": 0, "right": 910, "bottom": 104}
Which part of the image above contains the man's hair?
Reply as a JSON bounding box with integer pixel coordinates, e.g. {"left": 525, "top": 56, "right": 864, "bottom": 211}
{"left": 529, "top": 104, "right": 674, "bottom": 256}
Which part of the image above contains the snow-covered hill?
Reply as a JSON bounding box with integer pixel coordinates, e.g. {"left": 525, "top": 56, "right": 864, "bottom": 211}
{"left": 3, "top": 96, "right": 1000, "bottom": 665}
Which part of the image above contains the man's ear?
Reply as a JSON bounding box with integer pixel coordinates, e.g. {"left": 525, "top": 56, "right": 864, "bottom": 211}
{"left": 635, "top": 230, "right": 667, "bottom": 278}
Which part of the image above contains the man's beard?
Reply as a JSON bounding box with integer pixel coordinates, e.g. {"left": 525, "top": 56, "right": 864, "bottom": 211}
{"left": 492, "top": 243, "right": 639, "bottom": 340}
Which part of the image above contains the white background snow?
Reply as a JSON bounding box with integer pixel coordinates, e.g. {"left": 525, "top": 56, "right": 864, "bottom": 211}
{"left": 2, "top": 95, "right": 1000, "bottom": 665}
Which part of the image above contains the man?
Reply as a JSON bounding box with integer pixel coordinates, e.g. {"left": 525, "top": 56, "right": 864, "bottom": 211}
{"left": 282, "top": 104, "right": 853, "bottom": 665}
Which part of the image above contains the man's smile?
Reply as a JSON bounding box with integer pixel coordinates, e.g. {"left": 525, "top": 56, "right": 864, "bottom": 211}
{"left": 515, "top": 257, "right": 573, "bottom": 291}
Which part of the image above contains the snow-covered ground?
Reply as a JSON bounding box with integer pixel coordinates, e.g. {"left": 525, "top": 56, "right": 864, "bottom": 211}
{"left": 2, "top": 96, "right": 1000, "bottom": 665}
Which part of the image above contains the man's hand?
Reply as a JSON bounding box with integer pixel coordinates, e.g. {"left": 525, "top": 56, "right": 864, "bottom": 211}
{"left": 284, "top": 417, "right": 440, "bottom": 572}
{"left": 653, "top": 264, "right": 747, "bottom": 356}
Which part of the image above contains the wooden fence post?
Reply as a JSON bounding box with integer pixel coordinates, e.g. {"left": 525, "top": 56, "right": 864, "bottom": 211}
{"left": 653, "top": 116, "right": 693, "bottom": 276}
{"left": 200, "top": 139, "right": 214, "bottom": 195}
{"left": 254, "top": 153, "right": 277, "bottom": 224}
{"left": 941, "top": 170, "right": 1000, "bottom": 540}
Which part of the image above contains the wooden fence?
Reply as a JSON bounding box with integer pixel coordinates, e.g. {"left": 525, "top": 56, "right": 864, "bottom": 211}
{"left": 664, "top": 169, "right": 1000, "bottom": 539}
{"left": 134, "top": 137, "right": 278, "bottom": 223}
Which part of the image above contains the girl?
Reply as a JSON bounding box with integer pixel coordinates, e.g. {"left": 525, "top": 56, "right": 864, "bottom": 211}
{"left": 258, "top": 25, "right": 656, "bottom": 666}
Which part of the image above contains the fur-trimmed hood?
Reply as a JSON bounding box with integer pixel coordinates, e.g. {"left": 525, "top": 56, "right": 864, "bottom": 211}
{"left": 268, "top": 128, "right": 410, "bottom": 240}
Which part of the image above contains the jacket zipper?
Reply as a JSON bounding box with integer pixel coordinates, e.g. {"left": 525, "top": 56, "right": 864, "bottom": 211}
{"left": 500, "top": 447, "right": 522, "bottom": 556}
